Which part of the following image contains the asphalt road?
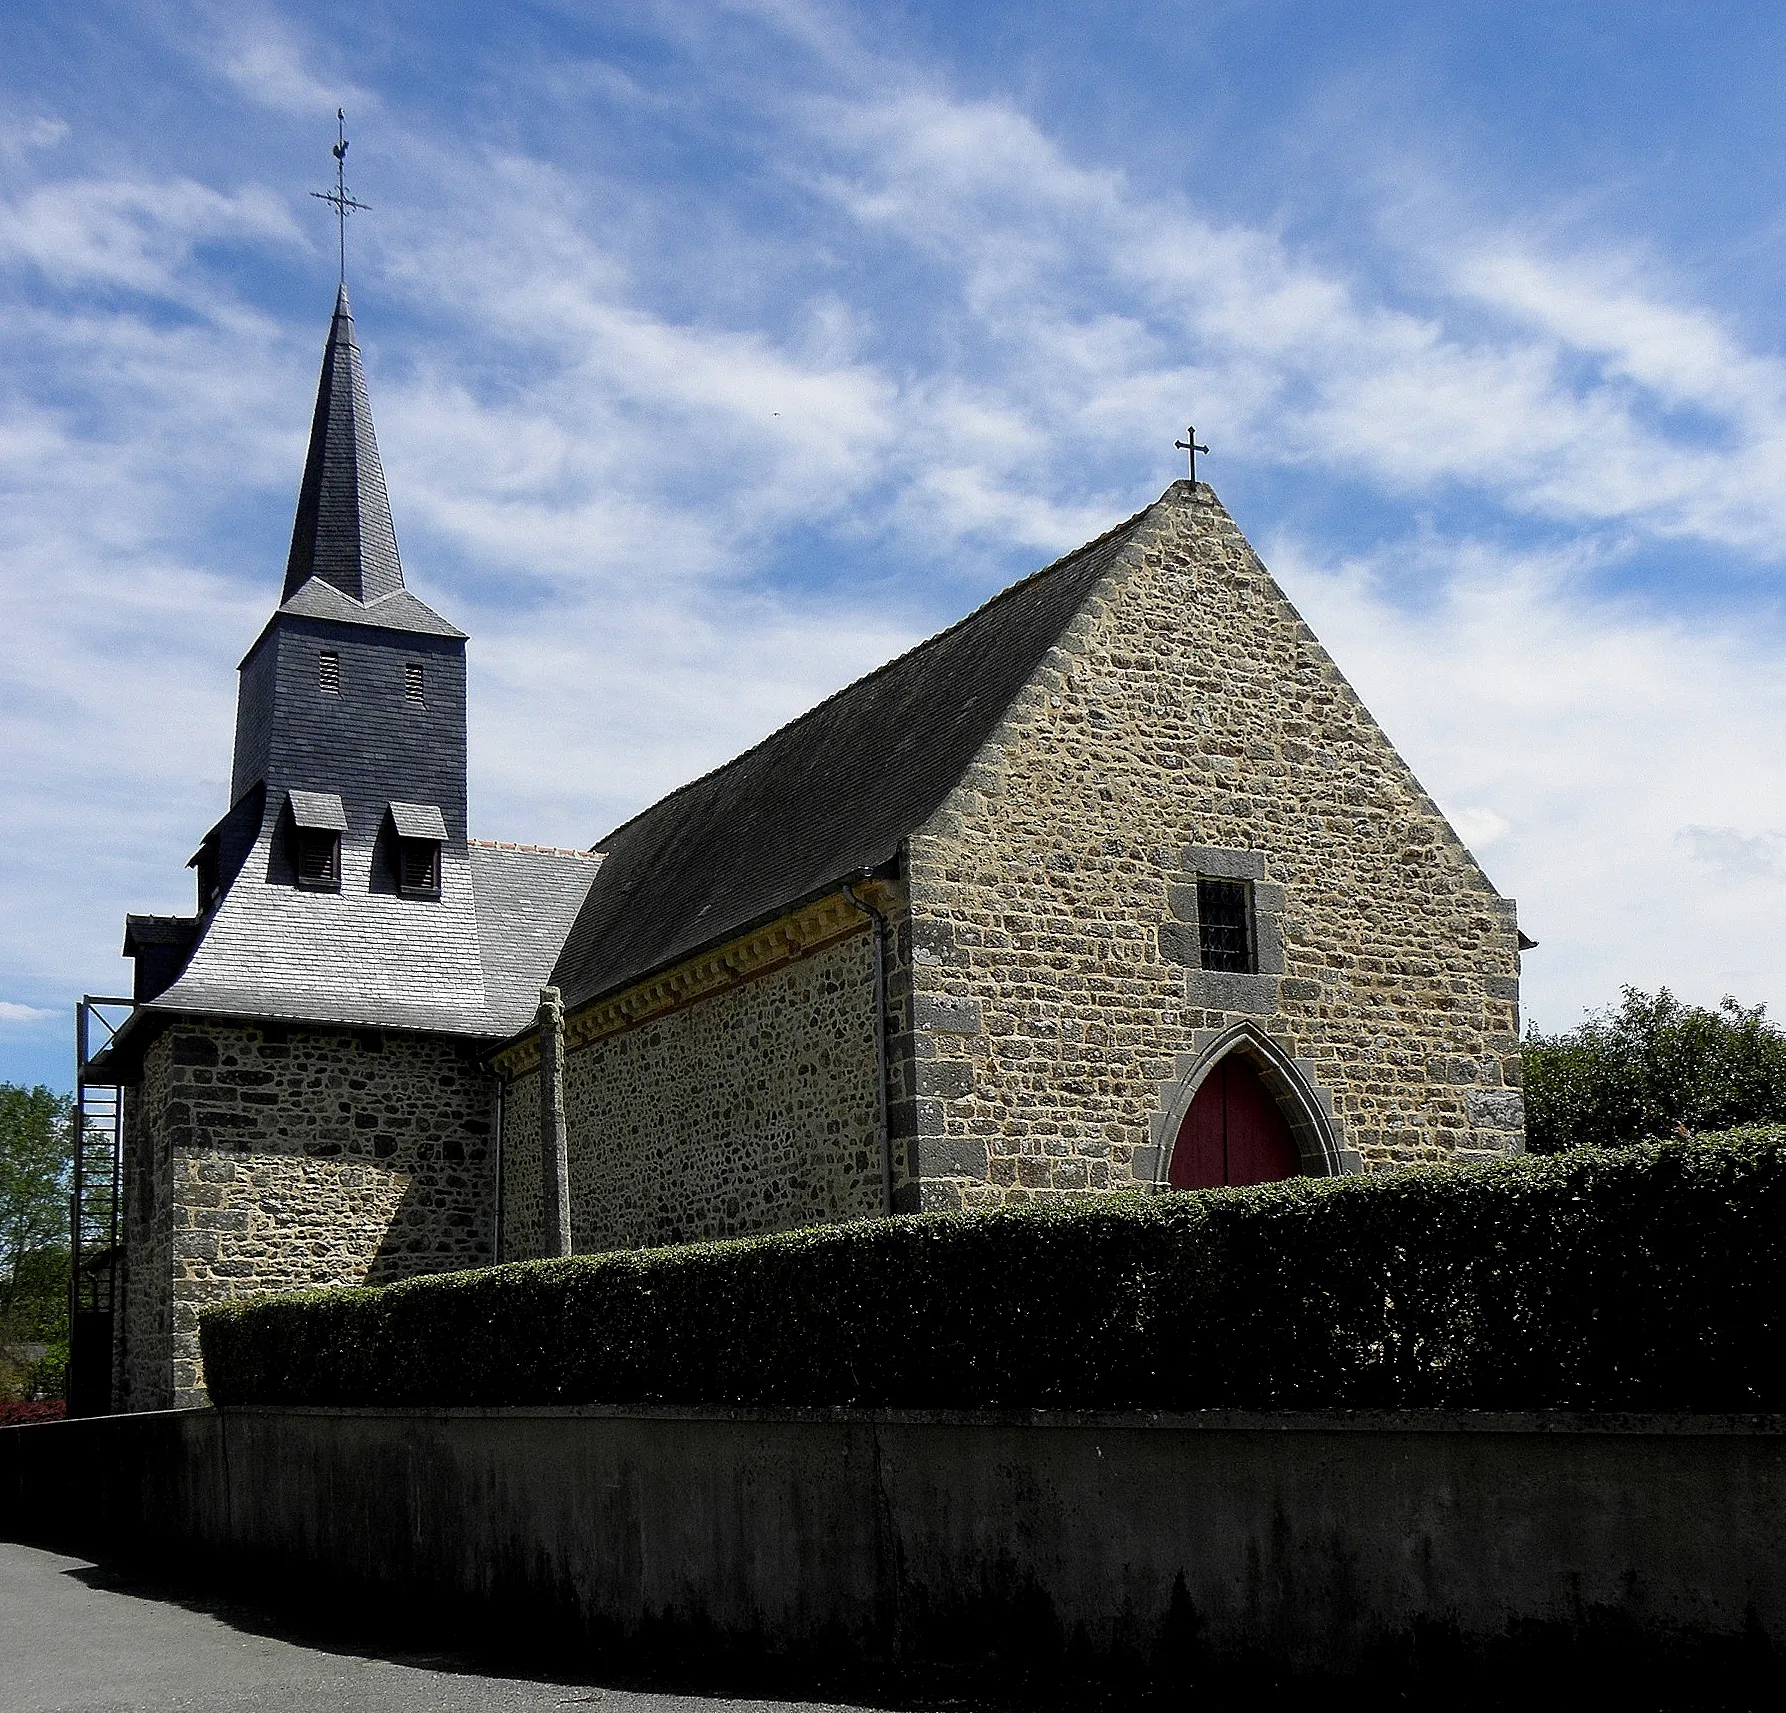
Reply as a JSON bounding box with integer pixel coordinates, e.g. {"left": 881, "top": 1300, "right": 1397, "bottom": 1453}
{"left": 0, "top": 1541, "right": 874, "bottom": 1713}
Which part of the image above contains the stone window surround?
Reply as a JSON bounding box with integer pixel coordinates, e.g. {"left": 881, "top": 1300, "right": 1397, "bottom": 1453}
{"left": 1134, "top": 1019, "right": 1364, "bottom": 1187}
{"left": 1157, "top": 845, "right": 1285, "bottom": 1017}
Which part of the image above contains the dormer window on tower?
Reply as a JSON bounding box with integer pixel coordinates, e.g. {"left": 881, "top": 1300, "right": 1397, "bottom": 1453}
{"left": 388, "top": 801, "right": 446, "bottom": 900}
{"left": 288, "top": 790, "right": 347, "bottom": 893}
{"left": 191, "top": 835, "right": 222, "bottom": 913}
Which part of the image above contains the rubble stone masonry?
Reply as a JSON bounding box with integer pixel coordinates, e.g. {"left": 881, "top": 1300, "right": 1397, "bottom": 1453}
{"left": 119, "top": 1018, "right": 496, "bottom": 1408}
{"left": 501, "top": 929, "right": 884, "bottom": 1258}
{"left": 898, "top": 483, "right": 1525, "bottom": 1210}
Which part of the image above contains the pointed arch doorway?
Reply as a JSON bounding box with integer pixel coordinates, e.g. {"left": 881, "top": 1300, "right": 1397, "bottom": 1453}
{"left": 1168, "top": 1051, "right": 1302, "bottom": 1190}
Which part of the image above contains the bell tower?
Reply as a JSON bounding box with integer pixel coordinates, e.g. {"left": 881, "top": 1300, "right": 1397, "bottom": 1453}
{"left": 196, "top": 287, "right": 469, "bottom": 920}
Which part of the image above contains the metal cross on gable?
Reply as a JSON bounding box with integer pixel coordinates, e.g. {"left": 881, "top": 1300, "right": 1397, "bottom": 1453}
{"left": 310, "top": 108, "right": 371, "bottom": 286}
{"left": 1174, "top": 426, "right": 1210, "bottom": 486}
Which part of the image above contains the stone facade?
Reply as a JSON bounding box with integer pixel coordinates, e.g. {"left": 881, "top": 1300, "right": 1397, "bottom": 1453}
{"left": 109, "top": 477, "right": 1528, "bottom": 1411}
{"left": 118, "top": 1031, "right": 175, "bottom": 1412}
{"left": 118, "top": 1018, "right": 496, "bottom": 1407}
{"left": 490, "top": 485, "right": 1524, "bottom": 1248}
{"left": 896, "top": 487, "right": 1524, "bottom": 1209}
{"left": 501, "top": 925, "right": 885, "bottom": 1258}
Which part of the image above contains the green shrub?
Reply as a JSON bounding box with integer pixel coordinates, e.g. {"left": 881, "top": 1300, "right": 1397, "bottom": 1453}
{"left": 201, "top": 1131, "right": 1786, "bottom": 1414}
{"left": 1524, "top": 989, "right": 1786, "bottom": 1153}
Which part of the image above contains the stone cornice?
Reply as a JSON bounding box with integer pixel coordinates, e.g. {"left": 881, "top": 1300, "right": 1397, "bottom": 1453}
{"left": 493, "top": 882, "right": 893, "bottom": 1079}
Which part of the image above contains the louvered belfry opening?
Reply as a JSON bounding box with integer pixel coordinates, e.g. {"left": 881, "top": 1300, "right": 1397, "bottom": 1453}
{"left": 319, "top": 649, "right": 340, "bottom": 694}
{"left": 398, "top": 837, "right": 440, "bottom": 898}
{"left": 1197, "top": 876, "right": 1254, "bottom": 972}
{"left": 405, "top": 661, "right": 425, "bottom": 706}
{"left": 388, "top": 801, "right": 447, "bottom": 900}
{"left": 296, "top": 828, "right": 341, "bottom": 889}
{"left": 288, "top": 791, "right": 348, "bottom": 893}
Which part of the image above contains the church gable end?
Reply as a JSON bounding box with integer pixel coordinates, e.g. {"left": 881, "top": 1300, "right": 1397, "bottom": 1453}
{"left": 506, "top": 479, "right": 1524, "bottom": 1257}
{"left": 898, "top": 480, "right": 1525, "bottom": 1208}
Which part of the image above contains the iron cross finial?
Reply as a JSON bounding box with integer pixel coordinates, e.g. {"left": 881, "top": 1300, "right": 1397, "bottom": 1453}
{"left": 310, "top": 108, "right": 371, "bottom": 286}
{"left": 1173, "top": 426, "right": 1209, "bottom": 485}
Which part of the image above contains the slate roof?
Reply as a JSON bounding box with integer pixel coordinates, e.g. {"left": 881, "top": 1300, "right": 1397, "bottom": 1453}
{"left": 122, "top": 915, "right": 200, "bottom": 954}
{"left": 391, "top": 801, "right": 449, "bottom": 841}
{"left": 272, "top": 573, "right": 465, "bottom": 642}
{"left": 470, "top": 843, "right": 607, "bottom": 1031}
{"left": 549, "top": 499, "right": 1158, "bottom": 1013}
{"left": 142, "top": 838, "right": 599, "bottom": 1040}
{"left": 288, "top": 789, "right": 347, "bottom": 831}
{"left": 281, "top": 283, "right": 407, "bottom": 607}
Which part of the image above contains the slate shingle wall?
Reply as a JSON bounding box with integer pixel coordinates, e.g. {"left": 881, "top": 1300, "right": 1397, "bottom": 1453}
{"left": 229, "top": 641, "right": 278, "bottom": 812}
{"left": 501, "top": 932, "right": 884, "bottom": 1258}
{"left": 233, "top": 617, "right": 468, "bottom": 843}
{"left": 120, "top": 1019, "right": 498, "bottom": 1407}
{"left": 900, "top": 485, "right": 1525, "bottom": 1208}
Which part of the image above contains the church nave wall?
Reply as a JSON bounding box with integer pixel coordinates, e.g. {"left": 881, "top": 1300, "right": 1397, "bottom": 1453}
{"left": 502, "top": 931, "right": 884, "bottom": 1257}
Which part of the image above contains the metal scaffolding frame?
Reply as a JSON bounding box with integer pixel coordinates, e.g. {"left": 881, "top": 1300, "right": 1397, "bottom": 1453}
{"left": 68, "top": 996, "right": 133, "bottom": 1418}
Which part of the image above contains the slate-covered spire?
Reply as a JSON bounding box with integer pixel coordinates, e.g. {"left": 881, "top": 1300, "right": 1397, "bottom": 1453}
{"left": 281, "top": 284, "right": 405, "bottom": 604}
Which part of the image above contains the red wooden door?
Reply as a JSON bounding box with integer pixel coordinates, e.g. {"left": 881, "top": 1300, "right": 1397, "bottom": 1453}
{"left": 1168, "top": 1054, "right": 1301, "bottom": 1190}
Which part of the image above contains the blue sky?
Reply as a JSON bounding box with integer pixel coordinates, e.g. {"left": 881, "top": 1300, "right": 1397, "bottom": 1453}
{"left": 4, "top": 0, "right": 1785, "bottom": 1091}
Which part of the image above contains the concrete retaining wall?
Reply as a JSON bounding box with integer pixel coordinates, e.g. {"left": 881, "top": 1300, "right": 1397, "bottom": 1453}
{"left": 4, "top": 1406, "right": 1783, "bottom": 1691}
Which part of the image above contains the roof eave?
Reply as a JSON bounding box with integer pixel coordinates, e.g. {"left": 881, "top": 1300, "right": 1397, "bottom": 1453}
{"left": 534, "top": 851, "right": 902, "bottom": 1048}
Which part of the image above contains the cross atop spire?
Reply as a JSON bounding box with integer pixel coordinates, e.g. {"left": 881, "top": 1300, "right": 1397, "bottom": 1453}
{"left": 1174, "top": 426, "right": 1209, "bottom": 486}
{"left": 281, "top": 284, "right": 405, "bottom": 604}
{"left": 310, "top": 109, "right": 370, "bottom": 287}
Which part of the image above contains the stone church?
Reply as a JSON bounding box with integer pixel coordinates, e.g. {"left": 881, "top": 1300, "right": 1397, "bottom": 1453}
{"left": 95, "top": 288, "right": 1528, "bottom": 1410}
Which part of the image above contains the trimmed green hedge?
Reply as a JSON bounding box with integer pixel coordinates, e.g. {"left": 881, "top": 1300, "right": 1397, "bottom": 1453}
{"left": 201, "top": 1131, "right": 1786, "bottom": 1412}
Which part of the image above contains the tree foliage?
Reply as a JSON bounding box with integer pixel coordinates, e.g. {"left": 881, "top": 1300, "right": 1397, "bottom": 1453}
{"left": 0, "top": 1083, "right": 73, "bottom": 1401}
{"left": 1523, "top": 988, "right": 1786, "bottom": 1154}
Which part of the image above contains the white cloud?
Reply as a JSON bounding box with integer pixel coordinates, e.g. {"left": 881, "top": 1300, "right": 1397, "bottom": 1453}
{"left": 1677, "top": 826, "right": 1786, "bottom": 881}
{"left": 0, "top": 1002, "right": 58, "bottom": 1029}
{"left": 799, "top": 84, "right": 1786, "bottom": 558}
{"left": 1, "top": 0, "right": 1783, "bottom": 1041}
{"left": 1268, "top": 532, "right": 1786, "bottom": 1027}
{"left": 0, "top": 178, "right": 299, "bottom": 296}
{"left": 197, "top": 5, "right": 375, "bottom": 117}
{"left": 1449, "top": 806, "right": 1512, "bottom": 851}
{"left": 0, "top": 114, "right": 68, "bottom": 161}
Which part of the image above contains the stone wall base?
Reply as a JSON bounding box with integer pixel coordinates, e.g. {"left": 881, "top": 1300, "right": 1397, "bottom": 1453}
{"left": 4, "top": 1406, "right": 1783, "bottom": 1696}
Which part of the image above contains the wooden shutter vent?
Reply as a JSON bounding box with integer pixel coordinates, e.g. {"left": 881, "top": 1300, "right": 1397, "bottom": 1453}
{"left": 399, "top": 839, "right": 440, "bottom": 896}
{"left": 296, "top": 830, "right": 340, "bottom": 888}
